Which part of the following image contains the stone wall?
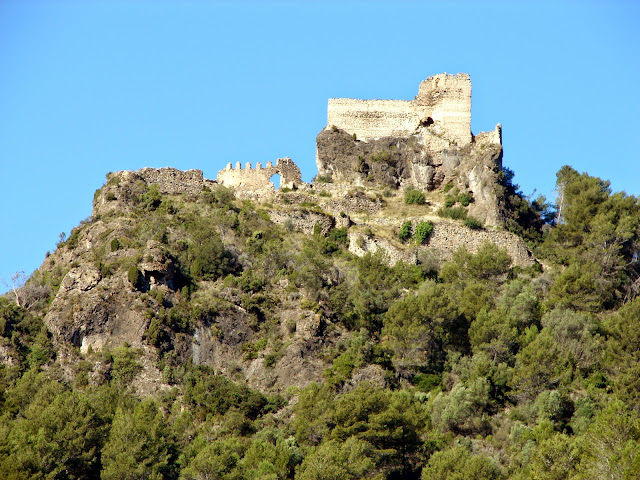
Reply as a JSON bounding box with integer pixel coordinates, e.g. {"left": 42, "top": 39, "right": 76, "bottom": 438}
{"left": 327, "top": 99, "right": 423, "bottom": 140}
{"left": 327, "top": 73, "right": 472, "bottom": 147}
{"left": 94, "top": 168, "right": 214, "bottom": 217}
{"left": 135, "top": 167, "right": 214, "bottom": 195}
{"left": 348, "top": 233, "right": 418, "bottom": 266}
{"left": 427, "top": 221, "right": 535, "bottom": 267}
{"left": 216, "top": 157, "right": 303, "bottom": 198}
{"left": 348, "top": 220, "right": 535, "bottom": 268}
{"left": 474, "top": 124, "right": 502, "bottom": 147}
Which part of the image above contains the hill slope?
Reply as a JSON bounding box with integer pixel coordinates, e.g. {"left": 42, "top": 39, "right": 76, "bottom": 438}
{"left": 1, "top": 161, "right": 640, "bottom": 479}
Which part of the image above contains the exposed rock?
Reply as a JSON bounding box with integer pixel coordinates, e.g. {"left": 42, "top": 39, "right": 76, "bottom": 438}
{"left": 344, "top": 364, "right": 387, "bottom": 392}
{"left": 269, "top": 209, "right": 334, "bottom": 235}
{"left": 139, "top": 240, "right": 178, "bottom": 290}
{"left": 316, "top": 128, "right": 439, "bottom": 189}
{"left": 60, "top": 265, "right": 101, "bottom": 293}
{"left": 349, "top": 232, "right": 418, "bottom": 266}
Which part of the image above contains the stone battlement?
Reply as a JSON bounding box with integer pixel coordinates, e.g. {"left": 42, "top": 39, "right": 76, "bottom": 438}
{"left": 216, "top": 157, "right": 303, "bottom": 196}
{"left": 327, "top": 73, "right": 474, "bottom": 146}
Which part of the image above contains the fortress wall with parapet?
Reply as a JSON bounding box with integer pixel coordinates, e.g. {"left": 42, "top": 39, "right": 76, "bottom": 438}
{"left": 215, "top": 157, "right": 303, "bottom": 197}
{"left": 474, "top": 124, "right": 502, "bottom": 147}
{"left": 327, "top": 73, "right": 473, "bottom": 146}
{"left": 327, "top": 99, "right": 423, "bottom": 140}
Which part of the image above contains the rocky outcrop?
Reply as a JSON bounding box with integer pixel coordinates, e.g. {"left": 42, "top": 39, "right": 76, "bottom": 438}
{"left": 316, "top": 128, "right": 442, "bottom": 189}
{"left": 316, "top": 127, "right": 504, "bottom": 226}
{"left": 93, "top": 167, "right": 215, "bottom": 217}
{"left": 269, "top": 210, "right": 334, "bottom": 235}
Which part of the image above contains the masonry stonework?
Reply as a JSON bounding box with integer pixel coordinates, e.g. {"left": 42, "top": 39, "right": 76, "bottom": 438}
{"left": 327, "top": 73, "right": 473, "bottom": 146}
{"left": 136, "top": 167, "right": 214, "bottom": 195}
{"left": 102, "top": 73, "right": 534, "bottom": 268}
{"left": 216, "top": 157, "right": 303, "bottom": 198}
{"left": 348, "top": 221, "right": 535, "bottom": 269}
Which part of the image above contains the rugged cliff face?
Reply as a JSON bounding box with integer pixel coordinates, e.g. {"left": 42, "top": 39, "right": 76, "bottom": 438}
{"left": 34, "top": 171, "right": 354, "bottom": 395}
{"left": 316, "top": 127, "right": 504, "bottom": 227}
{"left": 6, "top": 77, "right": 533, "bottom": 398}
{"left": 20, "top": 163, "right": 536, "bottom": 396}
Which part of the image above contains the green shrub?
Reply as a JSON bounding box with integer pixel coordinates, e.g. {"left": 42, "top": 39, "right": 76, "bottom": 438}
{"left": 399, "top": 221, "right": 413, "bottom": 242}
{"left": 110, "top": 238, "right": 120, "bottom": 252}
{"left": 413, "top": 373, "right": 442, "bottom": 392}
{"left": 140, "top": 184, "right": 162, "bottom": 211}
{"left": 371, "top": 149, "right": 391, "bottom": 163}
{"left": 437, "top": 206, "right": 468, "bottom": 220}
{"left": 443, "top": 182, "right": 454, "bottom": 193}
{"left": 444, "top": 195, "right": 456, "bottom": 208}
{"left": 313, "top": 174, "right": 333, "bottom": 184}
{"left": 327, "top": 227, "right": 348, "bottom": 245}
{"left": 242, "top": 339, "right": 268, "bottom": 361}
{"left": 110, "top": 345, "right": 143, "bottom": 385}
{"left": 459, "top": 191, "right": 474, "bottom": 207}
{"left": 105, "top": 192, "right": 117, "bottom": 201}
{"left": 404, "top": 188, "right": 425, "bottom": 205}
{"left": 464, "top": 217, "right": 483, "bottom": 230}
{"left": 127, "top": 265, "right": 144, "bottom": 290}
{"left": 414, "top": 221, "right": 434, "bottom": 244}
{"left": 65, "top": 228, "right": 82, "bottom": 250}
{"left": 263, "top": 353, "right": 278, "bottom": 368}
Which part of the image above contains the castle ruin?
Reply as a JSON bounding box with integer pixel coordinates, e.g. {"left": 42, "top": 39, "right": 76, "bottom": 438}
{"left": 328, "top": 73, "right": 475, "bottom": 146}
{"left": 215, "top": 157, "right": 303, "bottom": 196}
{"left": 96, "top": 73, "right": 535, "bottom": 268}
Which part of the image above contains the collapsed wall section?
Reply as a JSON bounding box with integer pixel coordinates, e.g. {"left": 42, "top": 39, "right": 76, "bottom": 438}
{"left": 135, "top": 167, "right": 212, "bottom": 195}
{"left": 415, "top": 73, "right": 472, "bottom": 146}
{"left": 216, "top": 157, "right": 303, "bottom": 197}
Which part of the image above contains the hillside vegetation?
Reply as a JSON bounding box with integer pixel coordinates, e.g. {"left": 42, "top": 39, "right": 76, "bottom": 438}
{"left": 1, "top": 165, "right": 640, "bottom": 479}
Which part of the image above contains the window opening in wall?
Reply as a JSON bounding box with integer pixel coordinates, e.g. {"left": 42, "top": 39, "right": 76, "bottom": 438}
{"left": 421, "top": 117, "right": 434, "bottom": 127}
{"left": 270, "top": 173, "right": 282, "bottom": 190}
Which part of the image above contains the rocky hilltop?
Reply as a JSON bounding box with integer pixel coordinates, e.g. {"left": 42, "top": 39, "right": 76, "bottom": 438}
{"left": 13, "top": 73, "right": 538, "bottom": 396}
{"left": 3, "top": 74, "right": 639, "bottom": 480}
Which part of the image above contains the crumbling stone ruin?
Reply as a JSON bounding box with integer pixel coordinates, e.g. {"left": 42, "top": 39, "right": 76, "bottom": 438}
{"left": 328, "top": 73, "right": 475, "bottom": 147}
{"left": 95, "top": 73, "right": 535, "bottom": 268}
{"left": 216, "top": 157, "right": 303, "bottom": 197}
{"left": 316, "top": 73, "right": 504, "bottom": 226}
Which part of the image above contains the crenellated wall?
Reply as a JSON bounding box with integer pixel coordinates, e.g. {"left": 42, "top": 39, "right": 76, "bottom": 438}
{"left": 215, "top": 157, "right": 303, "bottom": 197}
{"left": 327, "top": 73, "right": 473, "bottom": 146}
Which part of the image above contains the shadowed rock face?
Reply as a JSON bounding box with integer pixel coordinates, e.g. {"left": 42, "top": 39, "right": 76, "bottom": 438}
{"left": 316, "top": 127, "right": 505, "bottom": 227}
{"left": 316, "top": 128, "right": 441, "bottom": 189}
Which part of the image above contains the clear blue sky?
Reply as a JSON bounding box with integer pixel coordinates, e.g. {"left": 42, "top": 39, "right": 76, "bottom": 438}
{"left": 1, "top": 0, "right": 639, "bottom": 288}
